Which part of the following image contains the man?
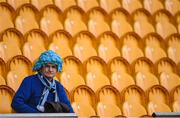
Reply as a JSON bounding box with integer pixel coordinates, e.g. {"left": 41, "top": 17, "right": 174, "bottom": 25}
{"left": 11, "top": 50, "right": 74, "bottom": 113}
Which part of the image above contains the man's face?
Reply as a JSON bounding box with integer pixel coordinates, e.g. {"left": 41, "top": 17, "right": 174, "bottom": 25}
{"left": 41, "top": 63, "right": 58, "bottom": 80}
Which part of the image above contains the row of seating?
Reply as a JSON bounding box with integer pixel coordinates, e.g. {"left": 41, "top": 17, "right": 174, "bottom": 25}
{"left": 0, "top": 0, "right": 179, "bottom": 15}
{"left": 0, "top": 54, "right": 180, "bottom": 92}
{"left": 0, "top": 2, "right": 179, "bottom": 37}
{"left": 0, "top": 84, "right": 179, "bottom": 117}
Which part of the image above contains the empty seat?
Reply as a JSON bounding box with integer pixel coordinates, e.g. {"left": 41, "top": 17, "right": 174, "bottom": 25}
{"left": 84, "top": 56, "right": 110, "bottom": 92}
{"left": 23, "top": 29, "right": 48, "bottom": 63}
{"left": 166, "top": 33, "right": 180, "bottom": 64}
{"left": 39, "top": 5, "right": 63, "bottom": 36}
{"left": 153, "top": 9, "right": 177, "bottom": 38}
{"left": 6, "top": 55, "right": 32, "bottom": 92}
{"left": 64, "top": 6, "right": 87, "bottom": 36}
{"left": 170, "top": 85, "right": 180, "bottom": 112}
{"left": 0, "top": 28, "right": 24, "bottom": 62}
{"left": 14, "top": 3, "right": 39, "bottom": 34}
{"left": 146, "top": 85, "right": 171, "bottom": 115}
{"left": 77, "top": 0, "right": 99, "bottom": 12}
{"left": 7, "top": 0, "right": 30, "bottom": 10}
{"left": 54, "top": 0, "right": 76, "bottom": 11}
{"left": 143, "top": 33, "right": 167, "bottom": 63}
{"left": 97, "top": 31, "right": 120, "bottom": 62}
{"left": 120, "top": 32, "right": 144, "bottom": 64}
{"left": 0, "top": 2, "right": 15, "bottom": 33}
{"left": 165, "top": 0, "right": 180, "bottom": 15}
{"left": 0, "top": 58, "right": 6, "bottom": 85}
{"left": 73, "top": 31, "right": 97, "bottom": 62}
{"left": 59, "top": 56, "right": 85, "bottom": 92}
{"left": 110, "top": 8, "right": 133, "bottom": 38}
{"left": 121, "top": 85, "right": 147, "bottom": 117}
{"left": 155, "top": 57, "right": 180, "bottom": 91}
{"left": 107, "top": 56, "right": 135, "bottom": 92}
{"left": 143, "top": 0, "right": 164, "bottom": 14}
{"left": 0, "top": 85, "right": 15, "bottom": 113}
{"left": 87, "top": 7, "right": 110, "bottom": 37}
{"left": 99, "top": 0, "right": 121, "bottom": 13}
{"left": 121, "top": 0, "right": 143, "bottom": 13}
{"left": 175, "top": 12, "right": 180, "bottom": 33}
{"left": 31, "top": 0, "right": 53, "bottom": 10}
{"left": 132, "top": 8, "right": 155, "bottom": 38}
{"left": 48, "top": 30, "right": 73, "bottom": 58}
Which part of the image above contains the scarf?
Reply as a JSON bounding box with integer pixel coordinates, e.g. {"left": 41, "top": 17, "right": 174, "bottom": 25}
{"left": 36, "top": 73, "right": 59, "bottom": 112}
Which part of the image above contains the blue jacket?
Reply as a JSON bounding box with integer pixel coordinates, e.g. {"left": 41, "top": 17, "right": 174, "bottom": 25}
{"left": 11, "top": 74, "right": 74, "bottom": 113}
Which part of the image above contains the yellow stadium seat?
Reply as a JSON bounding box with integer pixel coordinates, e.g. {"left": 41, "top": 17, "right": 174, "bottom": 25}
{"left": 153, "top": 10, "right": 177, "bottom": 38}
{"left": 120, "top": 32, "right": 144, "bottom": 64}
{"left": 0, "top": 2, "right": 14, "bottom": 33}
{"left": 0, "top": 58, "right": 6, "bottom": 85}
{"left": 54, "top": 0, "right": 76, "bottom": 11}
{"left": 39, "top": 5, "right": 63, "bottom": 36}
{"left": 48, "top": 30, "right": 73, "bottom": 58}
{"left": 132, "top": 57, "right": 159, "bottom": 91}
{"left": 175, "top": 12, "right": 180, "bottom": 33}
{"left": 84, "top": 56, "right": 110, "bottom": 92}
{"left": 97, "top": 31, "right": 120, "bottom": 63}
{"left": 73, "top": 31, "right": 97, "bottom": 62}
{"left": 31, "top": 0, "right": 53, "bottom": 10}
{"left": 146, "top": 85, "right": 171, "bottom": 115}
{"left": 155, "top": 57, "right": 180, "bottom": 91}
{"left": 87, "top": 7, "right": 110, "bottom": 37}
{"left": 77, "top": 0, "right": 99, "bottom": 12}
{"left": 132, "top": 8, "right": 155, "bottom": 38}
{"left": 59, "top": 56, "right": 85, "bottom": 92}
{"left": 170, "top": 85, "right": 180, "bottom": 112}
{"left": 165, "top": 0, "right": 180, "bottom": 15}
{"left": 143, "top": 33, "right": 167, "bottom": 63}
{"left": 7, "top": 0, "right": 29, "bottom": 10}
{"left": 110, "top": 8, "right": 133, "bottom": 38}
{"left": 121, "top": 0, "right": 143, "bottom": 13}
{"left": 23, "top": 29, "right": 48, "bottom": 63}
{"left": 143, "top": 0, "right": 164, "bottom": 14}
{"left": 6, "top": 55, "right": 32, "bottom": 92}
{"left": 99, "top": 0, "right": 121, "bottom": 13}
{"left": 14, "top": 4, "right": 39, "bottom": 34}
{"left": 166, "top": 33, "right": 180, "bottom": 64}
{"left": 0, "top": 28, "right": 23, "bottom": 62}
{"left": 0, "top": 85, "right": 15, "bottom": 113}
{"left": 108, "top": 56, "right": 135, "bottom": 92}
{"left": 64, "top": 6, "right": 87, "bottom": 36}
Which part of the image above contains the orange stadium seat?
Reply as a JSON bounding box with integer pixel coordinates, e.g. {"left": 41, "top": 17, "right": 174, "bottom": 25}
{"left": 48, "top": 30, "right": 73, "bottom": 58}
{"left": 6, "top": 55, "right": 32, "bottom": 92}
{"left": 7, "top": 0, "right": 30, "bottom": 10}
{"left": 165, "top": 0, "right": 180, "bottom": 15}
{"left": 170, "top": 85, "right": 180, "bottom": 112}
{"left": 175, "top": 12, "right": 180, "bottom": 33}
{"left": 110, "top": 8, "right": 133, "bottom": 38}
{"left": 0, "top": 58, "right": 6, "bottom": 85}
{"left": 132, "top": 57, "right": 159, "bottom": 91}
{"left": 31, "top": 0, "right": 53, "bottom": 10}
{"left": 121, "top": 0, "right": 143, "bottom": 13}
{"left": 0, "top": 28, "right": 24, "bottom": 62}
{"left": 0, "top": 2, "right": 15, "bottom": 33}
{"left": 14, "top": 3, "right": 39, "bottom": 34}
{"left": 77, "top": 0, "right": 99, "bottom": 12}
{"left": 23, "top": 29, "right": 48, "bottom": 63}
{"left": 146, "top": 85, "right": 171, "bottom": 115}
{"left": 107, "top": 56, "right": 135, "bottom": 92}
{"left": 87, "top": 7, "right": 110, "bottom": 37}
{"left": 39, "top": 5, "right": 63, "bottom": 36}
{"left": 59, "top": 56, "right": 85, "bottom": 92}
{"left": 64, "top": 6, "right": 87, "bottom": 36}
{"left": 0, "top": 85, "right": 15, "bottom": 113}
{"left": 143, "top": 0, "right": 164, "bottom": 14}
{"left": 97, "top": 31, "right": 120, "bottom": 63}
{"left": 73, "top": 31, "right": 97, "bottom": 62}
{"left": 54, "top": 0, "right": 76, "bottom": 11}
{"left": 84, "top": 56, "right": 110, "bottom": 92}
{"left": 99, "top": 0, "right": 121, "bottom": 13}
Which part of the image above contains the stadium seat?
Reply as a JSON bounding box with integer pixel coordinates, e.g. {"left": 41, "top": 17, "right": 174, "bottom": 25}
{"left": 170, "top": 85, "right": 180, "bottom": 112}
{"left": 175, "top": 12, "right": 180, "bottom": 33}
{"left": 54, "top": 0, "right": 76, "bottom": 11}
{"left": 143, "top": 0, "right": 164, "bottom": 14}
{"left": 48, "top": 30, "right": 73, "bottom": 58}
{"left": 121, "top": 0, "right": 143, "bottom": 13}
{"left": 39, "top": 5, "right": 63, "bottom": 36}
{"left": 97, "top": 31, "right": 120, "bottom": 62}
{"left": 110, "top": 8, "right": 133, "bottom": 38}
{"left": 31, "top": 0, "right": 53, "bottom": 10}
{"left": 107, "top": 56, "right": 135, "bottom": 92}
{"left": 165, "top": 0, "right": 180, "bottom": 15}
{"left": 59, "top": 56, "right": 85, "bottom": 92}
{"left": 7, "top": 0, "right": 29, "bottom": 10}
{"left": 77, "top": 0, "right": 99, "bottom": 12}
{"left": 73, "top": 31, "right": 97, "bottom": 62}
{"left": 99, "top": 0, "right": 121, "bottom": 13}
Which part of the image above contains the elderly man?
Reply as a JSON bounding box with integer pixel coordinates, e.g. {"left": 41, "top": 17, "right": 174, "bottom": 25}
{"left": 11, "top": 50, "right": 74, "bottom": 113}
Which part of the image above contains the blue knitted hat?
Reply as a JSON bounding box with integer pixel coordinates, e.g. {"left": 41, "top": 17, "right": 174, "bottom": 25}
{"left": 33, "top": 50, "right": 63, "bottom": 72}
